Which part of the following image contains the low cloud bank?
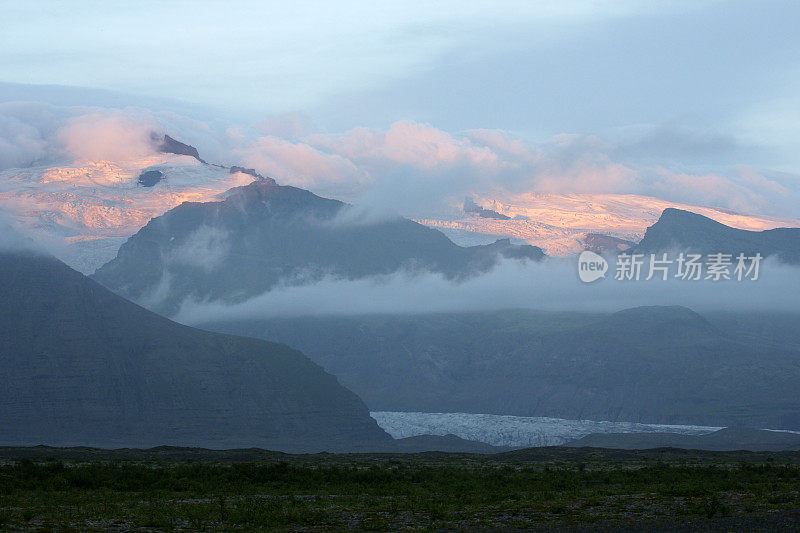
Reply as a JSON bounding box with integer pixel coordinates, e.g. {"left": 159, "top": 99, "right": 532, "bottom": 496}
{"left": 174, "top": 257, "right": 800, "bottom": 324}
{"left": 0, "top": 210, "right": 53, "bottom": 255}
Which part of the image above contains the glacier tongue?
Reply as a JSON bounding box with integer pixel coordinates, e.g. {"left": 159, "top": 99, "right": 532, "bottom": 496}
{"left": 371, "top": 411, "right": 721, "bottom": 448}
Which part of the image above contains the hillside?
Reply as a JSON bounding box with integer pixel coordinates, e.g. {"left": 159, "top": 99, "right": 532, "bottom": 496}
{"left": 0, "top": 250, "right": 391, "bottom": 452}
{"left": 203, "top": 307, "right": 800, "bottom": 430}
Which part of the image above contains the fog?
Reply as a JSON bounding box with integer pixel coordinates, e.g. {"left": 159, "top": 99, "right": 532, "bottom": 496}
{"left": 173, "top": 256, "right": 800, "bottom": 325}
{"left": 0, "top": 211, "right": 53, "bottom": 255}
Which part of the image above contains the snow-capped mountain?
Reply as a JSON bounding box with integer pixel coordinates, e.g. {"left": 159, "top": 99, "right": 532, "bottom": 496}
{"left": 416, "top": 193, "right": 800, "bottom": 256}
{"left": 3, "top": 132, "right": 800, "bottom": 273}
{"left": 0, "top": 150, "right": 253, "bottom": 272}
{"left": 92, "top": 179, "right": 543, "bottom": 316}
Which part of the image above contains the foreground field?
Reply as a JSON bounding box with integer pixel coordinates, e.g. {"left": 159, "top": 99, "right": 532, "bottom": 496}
{"left": 1, "top": 446, "right": 799, "bottom": 531}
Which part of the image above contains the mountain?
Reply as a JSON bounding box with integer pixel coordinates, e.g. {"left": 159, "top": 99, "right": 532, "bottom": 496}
{"left": 568, "top": 428, "right": 800, "bottom": 451}
{"left": 629, "top": 208, "right": 800, "bottom": 263}
{"left": 155, "top": 134, "right": 206, "bottom": 163}
{"left": 93, "top": 178, "right": 544, "bottom": 315}
{"left": 0, "top": 250, "right": 392, "bottom": 452}
{"left": 3, "top": 130, "right": 797, "bottom": 272}
{"left": 202, "top": 306, "right": 800, "bottom": 430}
{"left": 415, "top": 193, "right": 800, "bottom": 256}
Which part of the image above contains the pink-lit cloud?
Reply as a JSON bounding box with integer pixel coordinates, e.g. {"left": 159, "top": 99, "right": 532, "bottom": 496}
{"left": 57, "top": 110, "right": 158, "bottom": 161}
{"left": 234, "top": 120, "right": 800, "bottom": 218}
{"left": 2, "top": 100, "right": 798, "bottom": 219}
{"left": 236, "top": 136, "right": 368, "bottom": 197}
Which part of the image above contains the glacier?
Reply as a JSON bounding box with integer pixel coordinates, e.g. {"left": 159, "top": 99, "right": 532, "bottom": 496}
{"left": 371, "top": 411, "right": 721, "bottom": 448}
{"left": 415, "top": 193, "right": 800, "bottom": 257}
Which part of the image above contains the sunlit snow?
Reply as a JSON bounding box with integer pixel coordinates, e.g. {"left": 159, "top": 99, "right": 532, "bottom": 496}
{"left": 416, "top": 193, "right": 800, "bottom": 256}
{"left": 0, "top": 154, "right": 253, "bottom": 272}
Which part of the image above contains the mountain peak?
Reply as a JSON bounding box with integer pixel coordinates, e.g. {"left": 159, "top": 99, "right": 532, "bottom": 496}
{"left": 154, "top": 133, "right": 206, "bottom": 163}
{"left": 220, "top": 177, "right": 295, "bottom": 206}
{"left": 656, "top": 208, "right": 727, "bottom": 227}
{"left": 229, "top": 166, "right": 267, "bottom": 180}
{"left": 629, "top": 208, "right": 800, "bottom": 263}
{"left": 0, "top": 250, "right": 391, "bottom": 451}
{"left": 93, "top": 179, "right": 543, "bottom": 315}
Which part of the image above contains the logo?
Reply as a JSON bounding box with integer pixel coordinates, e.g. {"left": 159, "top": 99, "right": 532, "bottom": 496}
{"left": 578, "top": 251, "right": 608, "bottom": 283}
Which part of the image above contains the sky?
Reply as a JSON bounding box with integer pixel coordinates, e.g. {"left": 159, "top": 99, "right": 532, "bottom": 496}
{"left": 1, "top": 0, "right": 800, "bottom": 217}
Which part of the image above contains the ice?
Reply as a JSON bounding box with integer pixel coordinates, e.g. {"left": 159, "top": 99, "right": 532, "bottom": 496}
{"left": 371, "top": 411, "right": 721, "bottom": 448}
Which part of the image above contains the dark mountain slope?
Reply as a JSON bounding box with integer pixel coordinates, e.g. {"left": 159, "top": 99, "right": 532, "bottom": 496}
{"left": 630, "top": 208, "right": 800, "bottom": 263}
{"left": 93, "top": 179, "right": 544, "bottom": 315}
{"left": 156, "top": 134, "right": 206, "bottom": 163}
{"left": 0, "top": 251, "right": 391, "bottom": 452}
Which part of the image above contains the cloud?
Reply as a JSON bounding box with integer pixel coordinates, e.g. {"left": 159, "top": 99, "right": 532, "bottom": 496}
{"left": 235, "top": 135, "right": 368, "bottom": 198}
{"left": 56, "top": 109, "right": 158, "bottom": 161}
{"left": 3, "top": 98, "right": 798, "bottom": 220}
{"left": 0, "top": 208, "right": 52, "bottom": 254}
{"left": 315, "top": 121, "right": 499, "bottom": 170}
{"left": 0, "top": 102, "right": 69, "bottom": 169}
{"left": 168, "top": 225, "right": 230, "bottom": 272}
{"left": 233, "top": 121, "right": 800, "bottom": 218}
{"left": 324, "top": 204, "right": 404, "bottom": 228}
{"left": 253, "top": 112, "right": 318, "bottom": 140}
{"left": 0, "top": 2, "right": 710, "bottom": 116}
{"left": 0, "top": 113, "right": 50, "bottom": 170}
{"left": 174, "top": 256, "right": 800, "bottom": 324}
{"left": 614, "top": 123, "right": 745, "bottom": 163}
{"left": 0, "top": 100, "right": 239, "bottom": 171}
{"left": 0, "top": 103, "right": 159, "bottom": 169}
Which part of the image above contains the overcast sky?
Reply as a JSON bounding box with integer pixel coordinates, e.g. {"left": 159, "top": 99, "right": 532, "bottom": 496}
{"left": 1, "top": 0, "right": 799, "bottom": 215}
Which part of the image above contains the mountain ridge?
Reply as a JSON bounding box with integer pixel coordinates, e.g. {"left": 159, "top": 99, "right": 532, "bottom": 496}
{"left": 630, "top": 208, "right": 800, "bottom": 263}
{"left": 93, "top": 178, "right": 545, "bottom": 315}
{"left": 155, "top": 134, "right": 206, "bottom": 163}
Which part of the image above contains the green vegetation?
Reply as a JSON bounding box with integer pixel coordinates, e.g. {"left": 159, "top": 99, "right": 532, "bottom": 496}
{"left": 1, "top": 447, "right": 799, "bottom": 530}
